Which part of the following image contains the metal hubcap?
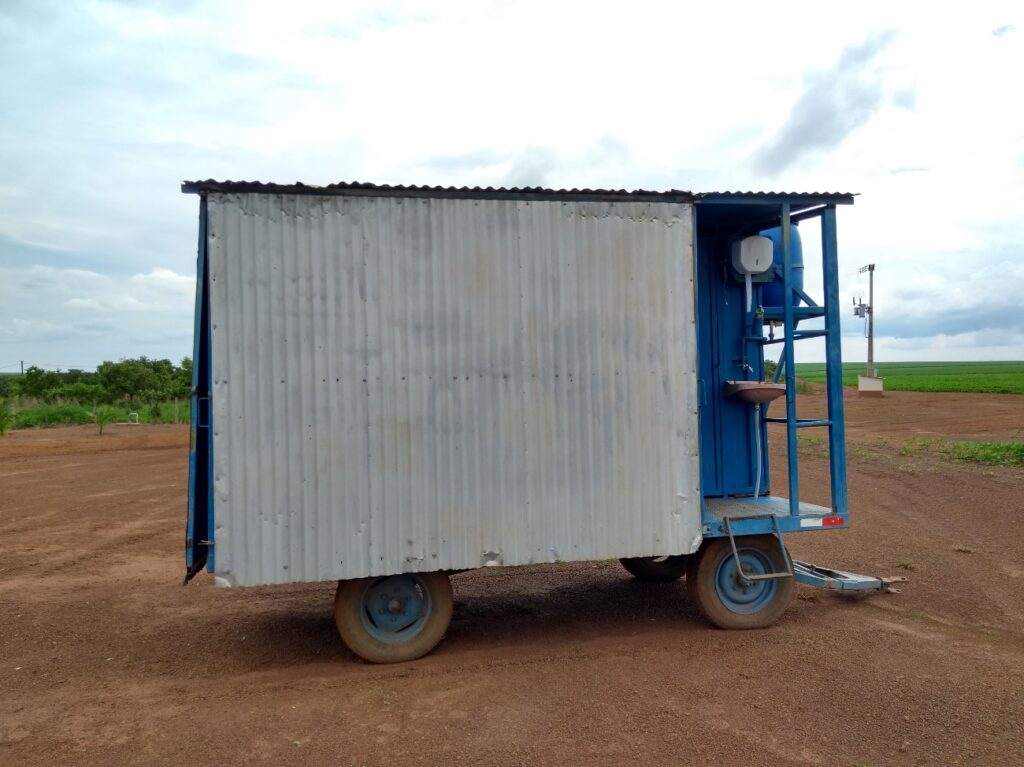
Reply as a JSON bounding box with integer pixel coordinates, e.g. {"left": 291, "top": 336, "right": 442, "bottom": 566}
{"left": 360, "top": 574, "right": 431, "bottom": 643}
{"left": 715, "top": 549, "right": 778, "bottom": 615}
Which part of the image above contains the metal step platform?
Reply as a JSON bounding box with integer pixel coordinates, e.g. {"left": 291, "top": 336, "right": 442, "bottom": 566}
{"left": 704, "top": 496, "right": 831, "bottom": 520}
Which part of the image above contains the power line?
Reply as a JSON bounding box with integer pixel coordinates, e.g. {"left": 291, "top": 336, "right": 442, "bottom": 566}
{"left": 23, "top": 363, "right": 94, "bottom": 370}
{"left": 0, "top": 363, "right": 95, "bottom": 373}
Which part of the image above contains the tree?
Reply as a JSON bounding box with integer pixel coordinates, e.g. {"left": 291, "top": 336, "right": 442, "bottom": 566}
{"left": 174, "top": 357, "right": 193, "bottom": 398}
{"left": 15, "top": 366, "right": 63, "bottom": 400}
{"left": 12, "top": 357, "right": 193, "bottom": 413}
{"left": 61, "top": 381, "right": 105, "bottom": 403}
{"left": 97, "top": 358, "right": 160, "bottom": 406}
{"left": 61, "top": 369, "right": 93, "bottom": 385}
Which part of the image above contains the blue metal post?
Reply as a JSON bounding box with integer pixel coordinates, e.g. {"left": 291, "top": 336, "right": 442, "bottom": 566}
{"left": 821, "top": 206, "right": 848, "bottom": 515}
{"left": 781, "top": 204, "right": 799, "bottom": 516}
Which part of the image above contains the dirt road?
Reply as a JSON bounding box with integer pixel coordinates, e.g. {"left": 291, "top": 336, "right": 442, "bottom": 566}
{"left": 2, "top": 390, "right": 1023, "bottom": 766}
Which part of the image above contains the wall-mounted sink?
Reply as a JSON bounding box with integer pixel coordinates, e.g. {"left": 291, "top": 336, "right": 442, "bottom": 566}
{"left": 724, "top": 380, "right": 787, "bottom": 404}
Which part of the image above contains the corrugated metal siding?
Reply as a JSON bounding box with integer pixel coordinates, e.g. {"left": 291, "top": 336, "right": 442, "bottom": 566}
{"left": 207, "top": 192, "right": 701, "bottom": 587}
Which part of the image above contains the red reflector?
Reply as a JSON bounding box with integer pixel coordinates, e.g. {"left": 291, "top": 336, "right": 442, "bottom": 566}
{"left": 822, "top": 516, "right": 845, "bottom": 526}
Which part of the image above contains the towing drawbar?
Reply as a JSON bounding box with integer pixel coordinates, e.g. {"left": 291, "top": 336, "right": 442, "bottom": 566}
{"left": 792, "top": 561, "right": 907, "bottom": 593}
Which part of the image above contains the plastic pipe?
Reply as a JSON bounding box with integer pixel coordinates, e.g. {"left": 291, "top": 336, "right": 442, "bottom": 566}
{"left": 753, "top": 403, "right": 762, "bottom": 500}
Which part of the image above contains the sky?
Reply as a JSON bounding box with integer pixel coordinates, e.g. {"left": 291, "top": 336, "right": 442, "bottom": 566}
{"left": 1, "top": 0, "right": 1022, "bottom": 373}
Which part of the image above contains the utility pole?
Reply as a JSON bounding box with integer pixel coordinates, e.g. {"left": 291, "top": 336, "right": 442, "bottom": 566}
{"left": 863, "top": 264, "right": 875, "bottom": 378}
{"left": 854, "top": 264, "right": 881, "bottom": 395}
{"left": 21, "top": 360, "right": 24, "bottom": 375}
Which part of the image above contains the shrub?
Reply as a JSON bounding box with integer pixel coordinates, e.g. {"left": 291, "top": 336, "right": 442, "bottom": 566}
{"left": 14, "top": 405, "right": 94, "bottom": 428}
{"left": 0, "top": 399, "right": 12, "bottom": 435}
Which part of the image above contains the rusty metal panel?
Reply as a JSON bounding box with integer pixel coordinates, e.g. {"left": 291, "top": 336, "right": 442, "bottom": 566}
{"left": 206, "top": 192, "right": 700, "bottom": 587}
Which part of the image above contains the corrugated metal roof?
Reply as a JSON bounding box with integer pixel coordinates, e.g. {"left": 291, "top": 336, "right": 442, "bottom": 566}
{"left": 181, "top": 180, "right": 855, "bottom": 205}
{"left": 697, "top": 190, "right": 856, "bottom": 205}
{"left": 700, "top": 190, "right": 855, "bottom": 198}
{"left": 181, "top": 179, "right": 696, "bottom": 203}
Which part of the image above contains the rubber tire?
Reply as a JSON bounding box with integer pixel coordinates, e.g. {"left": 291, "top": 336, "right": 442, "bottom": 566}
{"left": 619, "top": 555, "right": 689, "bottom": 582}
{"left": 334, "top": 571, "right": 454, "bottom": 663}
{"left": 686, "top": 535, "right": 793, "bottom": 630}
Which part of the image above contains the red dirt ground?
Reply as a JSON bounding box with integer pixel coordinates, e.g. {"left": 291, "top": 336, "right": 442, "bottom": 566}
{"left": 1, "top": 390, "right": 1023, "bottom": 766}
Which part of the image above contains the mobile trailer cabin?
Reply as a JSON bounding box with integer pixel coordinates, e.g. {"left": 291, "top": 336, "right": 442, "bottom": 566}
{"left": 183, "top": 181, "right": 876, "bottom": 663}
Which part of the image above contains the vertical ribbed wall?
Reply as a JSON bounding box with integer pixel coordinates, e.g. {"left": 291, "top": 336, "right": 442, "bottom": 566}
{"left": 207, "top": 193, "right": 700, "bottom": 586}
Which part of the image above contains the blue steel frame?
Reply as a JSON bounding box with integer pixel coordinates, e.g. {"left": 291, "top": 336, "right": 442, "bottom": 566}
{"left": 185, "top": 198, "right": 214, "bottom": 579}
{"left": 697, "top": 198, "right": 850, "bottom": 540}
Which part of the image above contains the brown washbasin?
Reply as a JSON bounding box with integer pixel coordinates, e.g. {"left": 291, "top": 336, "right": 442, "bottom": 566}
{"left": 723, "top": 380, "right": 787, "bottom": 404}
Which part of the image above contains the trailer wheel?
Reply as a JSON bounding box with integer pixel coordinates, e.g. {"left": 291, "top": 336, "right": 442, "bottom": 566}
{"left": 686, "top": 535, "right": 793, "bottom": 629}
{"left": 619, "top": 555, "right": 689, "bottom": 582}
{"left": 334, "top": 572, "right": 454, "bottom": 663}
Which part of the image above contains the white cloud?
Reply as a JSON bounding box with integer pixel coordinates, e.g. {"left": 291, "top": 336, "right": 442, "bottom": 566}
{"left": 0, "top": 265, "right": 193, "bottom": 368}
{"left": 0, "top": 0, "right": 1022, "bottom": 367}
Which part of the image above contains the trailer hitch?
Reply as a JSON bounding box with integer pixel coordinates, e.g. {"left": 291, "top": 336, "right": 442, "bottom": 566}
{"left": 721, "top": 515, "right": 907, "bottom": 593}
{"left": 792, "top": 561, "right": 908, "bottom": 593}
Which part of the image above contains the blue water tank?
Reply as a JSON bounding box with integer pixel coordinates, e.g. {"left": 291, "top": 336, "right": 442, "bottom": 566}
{"left": 759, "top": 225, "right": 803, "bottom": 308}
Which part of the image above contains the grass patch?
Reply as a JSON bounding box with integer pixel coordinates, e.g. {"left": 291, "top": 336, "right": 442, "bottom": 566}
{"left": 894, "top": 437, "right": 1023, "bottom": 467}
{"left": 945, "top": 441, "right": 1024, "bottom": 466}
{"left": 898, "top": 437, "right": 937, "bottom": 456}
{"left": 794, "top": 361, "right": 1024, "bottom": 394}
{"left": 797, "top": 433, "right": 828, "bottom": 457}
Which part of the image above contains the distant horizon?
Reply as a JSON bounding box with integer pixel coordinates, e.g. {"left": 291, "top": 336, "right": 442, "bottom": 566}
{"left": 3, "top": 358, "right": 1023, "bottom": 376}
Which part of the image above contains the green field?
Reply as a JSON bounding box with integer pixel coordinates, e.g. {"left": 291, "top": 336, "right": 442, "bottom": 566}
{"left": 793, "top": 361, "right": 1024, "bottom": 394}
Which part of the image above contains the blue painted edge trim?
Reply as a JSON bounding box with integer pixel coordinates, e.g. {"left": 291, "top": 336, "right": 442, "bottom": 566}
{"left": 702, "top": 512, "right": 849, "bottom": 538}
{"left": 205, "top": 285, "right": 214, "bottom": 572}
{"left": 185, "top": 199, "right": 204, "bottom": 572}
{"left": 185, "top": 197, "right": 213, "bottom": 575}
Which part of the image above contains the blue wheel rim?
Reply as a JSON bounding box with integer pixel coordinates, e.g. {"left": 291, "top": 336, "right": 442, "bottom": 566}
{"left": 359, "top": 574, "right": 431, "bottom": 643}
{"left": 714, "top": 548, "right": 778, "bottom": 615}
